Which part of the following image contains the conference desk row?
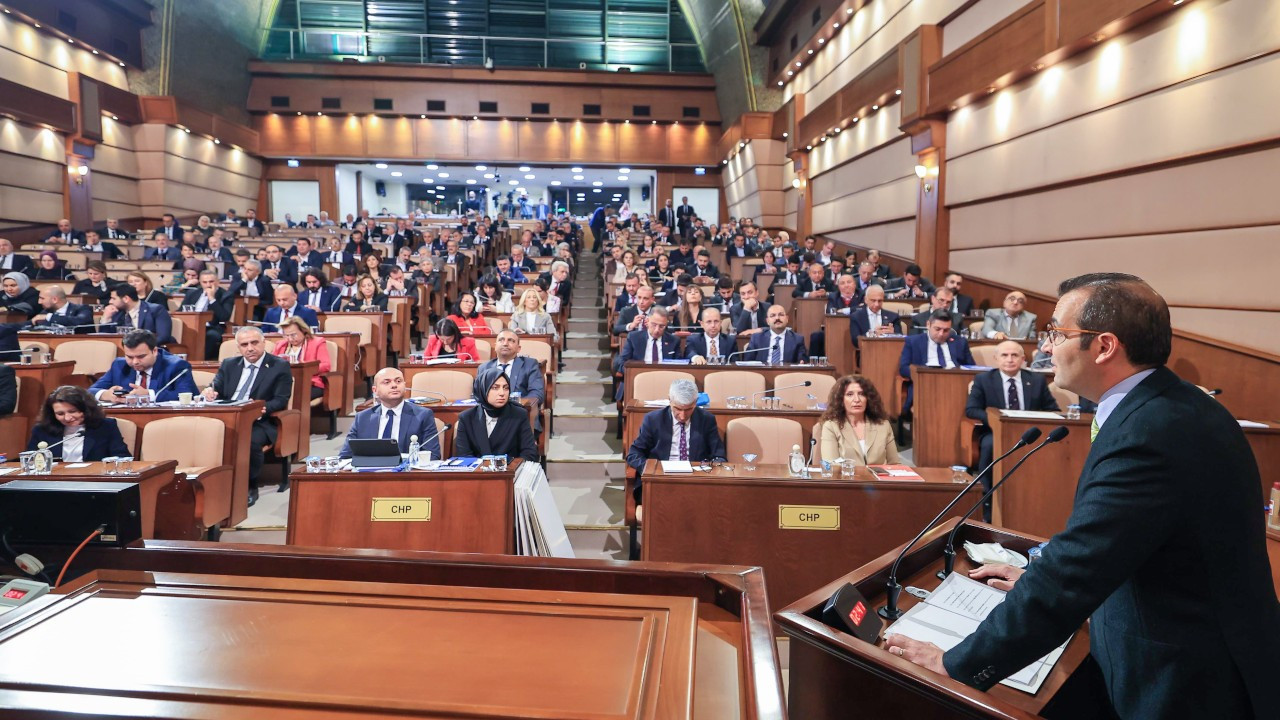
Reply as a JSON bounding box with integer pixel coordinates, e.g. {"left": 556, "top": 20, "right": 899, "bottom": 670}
{"left": 620, "top": 360, "right": 839, "bottom": 406}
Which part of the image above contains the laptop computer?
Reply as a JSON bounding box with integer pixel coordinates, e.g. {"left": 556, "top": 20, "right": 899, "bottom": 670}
{"left": 347, "top": 439, "right": 403, "bottom": 468}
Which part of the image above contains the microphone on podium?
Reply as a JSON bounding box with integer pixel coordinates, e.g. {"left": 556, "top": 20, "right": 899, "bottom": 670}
{"left": 936, "top": 425, "right": 1070, "bottom": 580}
{"left": 750, "top": 380, "right": 811, "bottom": 409}
{"left": 876, "top": 426, "right": 1043, "bottom": 621}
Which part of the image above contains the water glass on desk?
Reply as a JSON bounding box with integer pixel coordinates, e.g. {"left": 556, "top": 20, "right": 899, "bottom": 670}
{"left": 950, "top": 465, "right": 968, "bottom": 483}
{"left": 1066, "top": 404, "right": 1081, "bottom": 420}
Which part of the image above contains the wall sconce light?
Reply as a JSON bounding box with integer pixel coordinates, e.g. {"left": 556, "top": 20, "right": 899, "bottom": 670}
{"left": 791, "top": 178, "right": 802, "bottom": 189}
{"left": 915, "top": 164, "right": 939, "bottom": 192}
{"left": 68, "top": 164, "right": 88, "bottom": 184}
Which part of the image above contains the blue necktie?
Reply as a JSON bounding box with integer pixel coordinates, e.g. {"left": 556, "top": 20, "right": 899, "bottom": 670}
{"left": 381, "top": 409, "right": 395, "bottom": 439}
{"left": 935, "top": 342, "right": 946, "bottom": 367}
{"left": 770, "top": 336, "right": 782, "bottom": 364}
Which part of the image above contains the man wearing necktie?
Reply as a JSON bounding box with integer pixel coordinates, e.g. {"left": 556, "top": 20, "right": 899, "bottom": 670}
{"left": 203, "top": 327, "right": 294, "bottom": 504}
{"left": 889, "top": 273, "right": 1278, "bottom": 719}
{"left": 898, "top": 310, "right": 975, "bottom": 416}
{"left": 89, "top": 329, "right": 197, "bottom": 404}
{"left": 339, "top": 367, "right": 440, "bottom": 461}
{"left": 689, "top": 308, "right": 736, "bottom": 365}
{"left": 480, "top": 331, "right": 546, "bottom": 433}
{"left": 745, "top": 304, "right": 808, "bottom": 364}
{"left": 616, "top": 307, "right": 682, "bottom": 399}
{"left": 47, "top": 218, "right": 84, "bottom": 245}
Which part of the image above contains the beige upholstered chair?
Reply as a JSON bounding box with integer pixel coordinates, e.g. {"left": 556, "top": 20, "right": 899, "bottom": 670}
{"left": 53, "top": 340, "right": 118, "bottom": 377}
{"left": 191, "top": 370, "right": 217, "bottom": 389}
{"left": 217, "top": 339, "right": 239, "bottom": 361}
{"left": 726, "top": 417, "right": 803, "bottom": 465}
{"left": 970, "top": 344, "right": 1001, "bottom": 368}
{"left": 19, "top": 340, "right": 50, "bottom": 356}
{"left": 631, "top": 370, "right": 695, "bottom": 403}
{"left": 521, "top": 340, "right": 553, "bottom": 367}
{"left": 883, "top": 301, "right": 915, "bottom": 317}
{"left": 774, "top": 372, "right": 836, "bottom": 409}
{"left": 1048, "top": 382, "right": 1079, "bottom": 410}
{"left": 485, "top": 316, "right": 504, "bottom": 333}
{"left": 114, "top": 417, "right": 138, "bottom": 456}
{"left": 471, "top": 340, "right": 492, "bottom": 361}
{"left": 702, "top": 371, "right": 764, "bottom": 405}
{"left": 137, "top": 416, "right": 233, "bottom": 532}
{"left": 411, "top": 369, "right": 474, "bottom": 401}
{"left": 969, "top": 320, "right": 985, "bottom": 336}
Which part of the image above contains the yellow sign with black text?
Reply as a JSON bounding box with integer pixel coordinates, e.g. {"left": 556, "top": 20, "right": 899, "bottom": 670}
{"left": 371, "top": 497, "right": 432, "bottom": 522}
{"left": 778, "top": 505, "right": 840, "bottom": 530}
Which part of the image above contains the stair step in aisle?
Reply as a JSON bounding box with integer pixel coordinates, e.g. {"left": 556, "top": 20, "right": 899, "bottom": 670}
{"left": 546, "top": 251, "right": 627, "bottom": 559}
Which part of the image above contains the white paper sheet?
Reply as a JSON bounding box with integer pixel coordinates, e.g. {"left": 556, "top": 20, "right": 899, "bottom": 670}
{"left": 660, "top": 461, "right": 693, "bottom": 473}
{"left": 1000, "top": 410, "right": 1065, "bottom": 420}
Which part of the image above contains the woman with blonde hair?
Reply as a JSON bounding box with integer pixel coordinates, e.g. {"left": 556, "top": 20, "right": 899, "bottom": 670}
{"left": 818, "top": 375, "right": 899, "bottom": 465}
{"left": 509, "top": 288, "right": 558, "bottom": 340}
{"left": 271, "top": 316, "right": 330, "bottom": 400}
{"left": 126, "top": 270, "right": 167, "bottom": 305}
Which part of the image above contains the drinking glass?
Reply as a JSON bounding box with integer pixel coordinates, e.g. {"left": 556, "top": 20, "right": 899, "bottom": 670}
{"left": 41, "top": 352, "right": 52, "bottom": 364}
{"left": 493, "top": 455, "right": 508, "bottom": 472}
{"left": 950, "top": 465, "right": 968, "bottom": 483}
{"left": 1066, "top": 404, "right": 1082, "bottom": 420}
{"left": 18, "top": 451, "right": 36, "bottom": 474}
{"left": 480, "top": 455, "right": 494, "bottom": 471}
{"left": 102, "top": 456, "right": 118, "bottom": 476}
{"left": 819, "top": 460, "right": 834, "bottom": 478}
{"left": 19, "top": 354, "right": 31, "bottom": 365}
{"left": 841, "top": 459, "right": 857, "bottom": 478}
{"left": 742, "top": 453, "right": 758, "bottom": 472}
{"left": 806, "top": 393, "right": 819, "bottom": 411}
{"left": 117, "top": 456, "right": 135, "bottom": 475}
{"left": 305, "top": 456, "right": 321, "bottom": 473}
{"left": 324, "top": 456, "right": 341, "bottom": 473}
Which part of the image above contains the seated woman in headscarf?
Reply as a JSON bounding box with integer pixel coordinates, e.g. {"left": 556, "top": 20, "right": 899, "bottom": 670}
{"left": 453, "top": 366, "right": 539, "bottom": 462}
{"left": 31, "top": 251, "right": 71, "bottom": 281}
{"left": 0, "top": 272, "right": 40, "bottom": 319}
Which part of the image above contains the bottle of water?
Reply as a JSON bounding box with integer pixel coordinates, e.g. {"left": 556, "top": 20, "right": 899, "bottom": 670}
{"left": 407, "top": 434, "right": 421, "bottom": 468}
{"left": 788, "top": 444, "right": 806, "bottom": 478}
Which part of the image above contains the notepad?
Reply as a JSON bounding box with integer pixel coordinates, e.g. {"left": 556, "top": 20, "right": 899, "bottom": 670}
{"left": 1000, "top": 410, "right": 1065, "bottom": 420}
{"left": 660, "top": 461, "right": 693, "bottom": 473}
{"left": 867, "top": 464, "right": 924, "bottom": 481}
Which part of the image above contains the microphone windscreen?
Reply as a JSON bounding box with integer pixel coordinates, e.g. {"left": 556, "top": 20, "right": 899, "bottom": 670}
{"left": 1019, "top": 426, "right": 1043, "bottom": 444}
{"left": 1047, "top": 425, "right": 1070, "bottom": 442}
{"left": 803, "top": 380, "right": 812, "bottom": 386}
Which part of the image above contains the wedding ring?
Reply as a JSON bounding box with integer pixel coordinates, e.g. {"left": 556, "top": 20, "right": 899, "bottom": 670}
{"left": 891, "top": 647, "right": 903, "bottom": 656}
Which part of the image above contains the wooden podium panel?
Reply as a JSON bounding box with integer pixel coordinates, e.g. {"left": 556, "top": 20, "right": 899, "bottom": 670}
{"left": 777, "top": 519, "right": 1091, "bottom": 720}
{"left": 1, "top": 570, "right": 697, "bottom": 719}
{"left": 859, "top": 336, "right": 908, "bottom": 417}
{"left": 912, "top": 366, "right": 986, "bottom": 468}
{"left": 287, "top": 463, "right": 520, "bottom": 554}
{"left": 643, "top": 461, "right": 980, "bottom": 610}
{"left": 823, "top": 313, "right": 855, "bottom": 375}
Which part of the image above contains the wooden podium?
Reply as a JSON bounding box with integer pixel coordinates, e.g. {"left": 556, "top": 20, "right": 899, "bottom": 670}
{"left": 1, "top": 541, "right": 787, "bottom": 719}
{"left": 777, "top": 519, "right": 1093, "bottom": 720}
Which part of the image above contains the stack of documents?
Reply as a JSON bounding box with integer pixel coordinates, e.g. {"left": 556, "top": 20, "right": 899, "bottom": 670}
{"left": 885, "top": 573, "right": 1070, "bottom": 694}
{"left": 514, "top": 462, "right": 574, "bottom": 558}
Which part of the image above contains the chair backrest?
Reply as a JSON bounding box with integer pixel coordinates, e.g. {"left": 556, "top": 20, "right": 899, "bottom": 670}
{"left": 485, "top": 316, "right": 504, "bottom": 333}
{"left": 192, "top": 370, "right": 217, "bottom": 389}
{"left": 883, "top": 301, "right": 915, "bottom": 317}
{"left": 969, "top": 320, "right": 984, "bottom": 335}
{"left": 1048, "top": 382, "right": 1078, "bottom": 410}
{"left": 168, "top": 317, "right": 184, "bottom": 344}
{"left": 521, "top": 340, "right": 552, "bottom": 367}
{"left": 774, "top": 372, "right": 836, "bottom": 409}
{"left": 114, "top": 417, "right": 138, "bottom": 456}
{"left": 703, "top": 371, "right": 764, "bottom": 405}
{"left": 324, "top": 315, "right": 373, "bottom": 345}
{"left": 470, "top": 340, "right": 492, "bottom": 361}
{"left": 325, "top": 340, "right": 341, "bottom": 370}
{"left": 410, "top": 369, "right": 474, "bottom": 400}
{"left": 218, "top": 339, "right": 239, "bottom": 361}
{"left": 726, "top": 417, "right": 803, "bottom": 465}
{"left": 631, "top": 370, "right": 695, "bottom": 403}
{"left": 62, "top": 254, "right": 87, "bottom": 270}
{"left": 52, "top": 340, "right": 118, "bottom": 376}
{"left": 138, "top": 416, "right": 225, "bottom": 467}
{"left": 970, "top": 345, "right": 1000, "bottom": 368}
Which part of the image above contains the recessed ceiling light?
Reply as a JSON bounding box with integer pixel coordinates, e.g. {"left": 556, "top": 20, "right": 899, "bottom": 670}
{"left": 573, "top": 175, "right": 584, "bottom": 181}
{"left": 475, "top": 165, "right": 486, "bottom": 171}
{"left": 818, "top": 38, "right": 825, "bottom": 45}
{"left": 592, "top": 188, "right": 601, "bottom": 193}
{"left": 519, "top": 166, "right": 531, "bottom": 172}
{"left": 375, "top": 163, "right": 388, "bottom": 169}
{"left": 619, "top": 167, "right": 630, "bottom": 173}
{"left": 652, "top": 120, "right": 657, "bottom": 124}
{"left": 390, "top": 171, "right": 403, "bottom": 177}
{"left": 592, "top": 181, "right": 603, "bottom": 186}
{"left": 421, "top": 114, "right": 426, "bottom": 118}
{"left": 847, "top": 7, "right": 853, "bottom": 13}
{"left": 787, "top": 71, "right": 794, "bottom": 77}
{"left": 806, "top": 145, "right": 813, "bottom": 150}
{"left": 33, "top": 23, "right": 39, "bottom": 27}
{"left": 436, "top": 185, "right": 445, "bottom": 190}
{"left": 617, "top": 175, "right": 628, "bottom": 181}
{"left": 833, "top": 22, "right": 840, "bottom": 28}
{"left": 119, "top": 61, "right": 126, "bottom": 67}
{"left": 423, "top": 178, "right": 433, "bottom": 183}
{"left": 93, "top": 50, "right": 99, "bottom": 54}
{"left": 872, "top": 104, "right": 879, "bottom": 110}
{"left": 517, "top": 187, "right": 526, "bottom": 193}
{"left": 808, "top": 50, "right": 814, "bottom": 55}
{"left": 472, "top": 115, "right": 479, "bottom": 120}
{"left": 426, "top": 164, "right": 438, "bottom": 170}
{"left": 67, "top": 38, "right": 74, "bottom": 43}
{"left": 466, "top": 179, "right": 476, "bottom": 184}
{"left": 524, "top": 174, "right": 535, "bottom": 180}
{"left": 895, "top": 89, "right": 902, "bottom": 95}
{"left": 782, "top": 132, "right": 788, "bottom": 138}
{"left": 509, "top": 180, "right": 518, "bottom": 185}
{"left": 214, "top": 138, "right": 220, "bottom": 144}
{"left": 571, "top": 167, "right": 583, "bottom": 172}
{"left": 437, "top": 171, "right": 449, "bottom": 177}
{"left": 795, "top": 62, "right": 802, "bottom": 67}
{"left": 778, "top": 81, "right": 784, "bottom": 86}
{"left": 551, "top": 180, "right": 561, "bottom": 186}
{"left": 483, "top": 173, "right": 494, "bottom": 179}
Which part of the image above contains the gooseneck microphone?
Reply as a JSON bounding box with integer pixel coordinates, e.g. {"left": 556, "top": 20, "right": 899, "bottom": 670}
{"left": 36, "top": 429, "right": 86, "bottom": 453}
{"left": 878, "top": 426, "right": 1043, "bottom": 621}
{"left": 751, "top": 380, "right": 812, "bottom": 409}
{"left": 936, "top": 426, "right": 1070, "bottom": 580}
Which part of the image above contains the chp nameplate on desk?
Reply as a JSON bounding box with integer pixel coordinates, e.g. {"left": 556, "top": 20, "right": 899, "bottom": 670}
{"left": 370, "top": 497, "right": 432, "bottom": 522}
{"left": 778, "top": 505, "right": 840, "bottom": 530}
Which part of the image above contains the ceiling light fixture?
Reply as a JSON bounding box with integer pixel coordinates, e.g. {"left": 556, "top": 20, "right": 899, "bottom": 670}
{"left": 390, "top": 171, "right": 403, "bottom": 177}
{"left": 426, "top": 164, "right": 438, "bottom": 170}
{"left": 519, "top": 166, "right": 531, "bottom": 172}
{"left": 437, "top": 172, "right": 449, "bottom": 177}
{"left": 375, "top": 163, "right": 388, "bottom": 169}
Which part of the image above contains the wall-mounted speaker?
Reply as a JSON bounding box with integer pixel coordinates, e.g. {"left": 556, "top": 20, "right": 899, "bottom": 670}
{"left": 376, "top": 181, "right": 387, "bottom": 197}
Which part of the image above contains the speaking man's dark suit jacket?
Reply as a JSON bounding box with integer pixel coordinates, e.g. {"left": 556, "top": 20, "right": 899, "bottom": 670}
{"left": 99, "top": 301, "right": 174, "bottom": 344}
{"left": 849, "top": 306, "right": 902, "bottom": 349}
{"left": 211, "top": 353, "right": 293, "bottom": 445}
{"left": 746, "top": 329, "right": 807, "bottom": 364}
{"left": 299, "top": 285, "right": 343, "bottom": 313}
{"left": 945, "top": 367, "right": 1279, "bottom": 719}
{"left": 31, "top": 303, "right": 94, "bottom": 333}
{"left": 455, "top": 403, "right": 539, "bottom": 462}
{"left": 625, "top": 406, "right": 726, "bottom": 501}
{"left": 685, "top": 331, "right": 736, "bottom": 361}
{"left": 339, "top": 401, "right": 441, "bottom": 460}
{"left": 28, "top": 418, "right": 130, "bottom": 461}
{"left": 89, "top": 349, "right": 196, "bottom": 402}
{"left": 260, "top": 304, "right": 319, "bottom": 334}
{"left": 729, "top": 303, "right": 769, "bottom": 335}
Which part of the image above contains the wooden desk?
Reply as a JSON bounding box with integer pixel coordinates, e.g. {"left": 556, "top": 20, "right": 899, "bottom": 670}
{"left": 622, "top": 400, "right": 822, "bottom": 458}
{"left": 191, "top": 360, "right": 316, "bottom": 459}
{"left": 287, "top": 461, "right": 521, "bottom": 553}
{"left": 15, "top": 541, "right": 784, "bottom": 720}
{"left": 911, "top": 366, "right": 986, "bottom": 467}
{"left": 991, "top": 412, "right": 1280, "bottom": 539}
{"left": 859, "top": 337, "right": 1036, "bottom": 419}
{"left": 17, "top": 332, "right": 127, "bottom": 358}
{"left": 0, "top": 460, "right": 193, "bottom": 539}
{"left": 107, "top": 400, "right": 263, "bottom": 526}
{"left": 643, "top": 461, "right": 980, "bottom": 610}
{"left": 169, "top": 310, "right": 213, "bottom": 360}
{"left": 9, "top": 360, "right": 74, "bottom": 421}
{"left": 787, "top": 296, "right": 828, "bottom": 339}
{"left": 823, "top": 313, "right": 854, "bottom": 376}
{"left": 777, "top": 519, "right": 1091, "bottom": 720}
{"left": 621, "top": 360, "right": 837, "bottom": 406}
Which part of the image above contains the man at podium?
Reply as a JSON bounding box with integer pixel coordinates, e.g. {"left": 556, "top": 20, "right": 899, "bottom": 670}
{"left": 887, "top": 273, "right": 1278, "bottom": 719}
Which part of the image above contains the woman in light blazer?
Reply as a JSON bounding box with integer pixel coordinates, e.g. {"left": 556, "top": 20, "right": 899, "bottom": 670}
{"left": 508, "top": 288, "right": 559, "bottom": 342}
{"left": 818, "top": 375, "right": 900, "bottom": 465}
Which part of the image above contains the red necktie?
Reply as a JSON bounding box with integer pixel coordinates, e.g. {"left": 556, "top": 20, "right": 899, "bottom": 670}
{"left": 139, "top": 371, "right": 148, "bottom": 389}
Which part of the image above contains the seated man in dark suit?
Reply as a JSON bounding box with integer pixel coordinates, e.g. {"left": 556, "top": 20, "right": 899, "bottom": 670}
{"left": 81, "top": 230, "right": 123, "bottom": 260}
{"left": 865, "top": 249, "right": 891, "bottom": 279}
{"left": 613, "top": 285, "right": 658, "bottom": 337}
{"left": 340, "top": 367, "right": 441, "bottom": 461}
{"left": 89, "top": 329, "right": 197, "bottom": 403}
{"left": 143, "top": 232, "right": 178, "bottom": 262}
{"left": 625, "top": 378, "right": 726, "bottom": 520}
{"left": 97, "top": 218, "right": 130, "bottom": 242}
{"left": 729, "top": 281, "right": 769, "bottom": 336}
{"left": 46, "top": 218, "right": 85, "bottom": 245}
{"left": 0, "top": 238, "right": 34, "bottom": 275}
{"left": 298, "top": 268, "right": 343, "bottom": 313}
{"left": 226, "top": 259, "right": 275, "bottom": 321}
{"left": 481, "top": 330, "right": 546, "bottom": 434}
{"left": 792, "top": 261, "right": 834, "bottom": 299}
{"left": 688, "top": 251, "right": 720, "bottom": 280}
{"left": 181, "top": 270, "right": 232, "bottom": 360}
{"left": 745, "top": 304, "right": 808, "bottom": 364}
{"left": 98, "top": 284, "right": 174, "bottom": 344}
{"left": 885, "top": 263, "right": 936, "bottom": 300}
{"left": 907, "top": 287, "right": 963, "bottom": 335}
{"left": 612, "top": 273, "right": 641, "bottom": 313}
{"left": 667, "top": 238, "right": 695, "bottom": 268}
{"left": 964, "top": 340, "right": 1059, "bottom": 520}
{"left": 260, "top": 284, "right": 319, "bottom": 333}
{"left": 898, "top": 309, "right": 975, "bottom": 415}
{"left": 942, "top": 272, "right": 975, "bottom": 316}
{"left": 260, "top": 245, "right": 298, "bottom": 287}
{"left": 29, "top": 286, "right": 93, "bottom": 333}
{"left": 687, "top": 307, "right": 735, "bottom": 365}
{"left": 850, "top": 285, "right": 902, "bottom": 352}
{"left": 617, "top": 306, "right": 683, "bottom": 372}
{"left": 808, "top": 274, "right": 863, "bottom": 357}
{"left": 202, "top": 327, "right": 294, "bottom": 504}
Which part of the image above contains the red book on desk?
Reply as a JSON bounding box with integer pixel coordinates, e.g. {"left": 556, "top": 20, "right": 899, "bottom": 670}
{"left": 866, "top": 464, "right": 924, "bottom": 481}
